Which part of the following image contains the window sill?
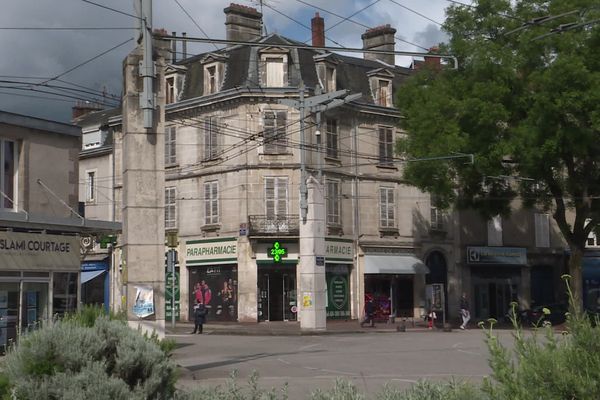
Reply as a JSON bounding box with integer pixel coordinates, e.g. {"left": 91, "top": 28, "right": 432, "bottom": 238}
{"left": 260, "top": 152, "right": 293, "bottom": 156}
{"left": 379, "top": 227, "right": 399, "bottom": 238}
{"left": 201, "top": 223, "right": 221, "bottom": 232}
{"left": 201, "top": 157, "right": 223, "bottom": 164}
{"left": 376, "top": 164, "right": 397, "bottom": 171}
{"left": 327, "top": 224, "right": 344, "bottom": 236}
{"left": 165, "top": 163, "right": 179, "bottom": 169}
{"left": 165, "top": 226, "right": 178, "bottom": 232}
{"left": 324, "top": 156, "right": 341, "bottom": 164}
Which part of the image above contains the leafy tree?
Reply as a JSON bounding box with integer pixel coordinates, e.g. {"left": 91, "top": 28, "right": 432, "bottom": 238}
{"left": 396, "top": 0, "right": 600, "bottom": 307}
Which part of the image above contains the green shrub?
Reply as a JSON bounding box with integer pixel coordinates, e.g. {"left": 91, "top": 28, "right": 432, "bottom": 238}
{"left": 176, "top": 371, "right": 289, "bottom": 400}
{"left": 375, "top": 380, "right": 485, "bottom": 400}
{"left": 3, "top": 316, "right": 176, "bottom": 400}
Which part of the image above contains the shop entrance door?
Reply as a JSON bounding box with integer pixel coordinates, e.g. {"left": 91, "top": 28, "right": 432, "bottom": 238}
{"left": 474, "top": 280, "right": 516, "bottom": 321}
{"left": 257, "top": 266, "right": 297, "bottom": 322}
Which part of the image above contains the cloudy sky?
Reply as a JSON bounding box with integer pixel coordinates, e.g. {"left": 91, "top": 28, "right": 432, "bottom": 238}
{"left": 0, "top": 0, "right": 455, "bottom": 123}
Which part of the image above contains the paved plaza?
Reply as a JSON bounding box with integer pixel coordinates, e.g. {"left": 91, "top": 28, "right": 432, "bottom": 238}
{"left": 169, "top": 325, "right": 511, "bottom": 398}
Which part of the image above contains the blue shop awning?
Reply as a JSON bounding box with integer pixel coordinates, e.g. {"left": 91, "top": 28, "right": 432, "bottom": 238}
{"left": 81, "top": 270, "right": 105, "bottom": 284}
{"left": 364, "top": 255, "right": 430, "bottom": 274}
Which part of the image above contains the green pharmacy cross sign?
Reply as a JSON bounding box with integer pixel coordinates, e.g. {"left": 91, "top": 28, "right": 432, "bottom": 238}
{"left": 268, "top": 241, "right": 288, "bottom": 263}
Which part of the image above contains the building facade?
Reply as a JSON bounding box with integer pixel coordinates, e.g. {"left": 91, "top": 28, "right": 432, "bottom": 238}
{"left": 78, "top": 4, "right": 437, "bottom": 324}
{"left": 0, "top": 110, "right": 119, "bottom": 351}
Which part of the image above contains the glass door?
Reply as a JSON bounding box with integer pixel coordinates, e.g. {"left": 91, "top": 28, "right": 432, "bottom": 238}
{"left": 0, "top": 282, "right": 19, "bottom": 353}
{"left": 283, "top": 273, "right": 296, "bottom": 321}
{"left": 21, "top": 282, "right": 49, "bottom": 332}
{"left": 257, "top": 273, "right": 270, "bottom": 322}
{"left": 474, "top": 282, "right": 490, "bottom": 319}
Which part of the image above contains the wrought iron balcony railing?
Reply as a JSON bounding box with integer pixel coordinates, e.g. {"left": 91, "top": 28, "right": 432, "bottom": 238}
{"left": 248, "top": 215, "right": 300, "bottom": 236}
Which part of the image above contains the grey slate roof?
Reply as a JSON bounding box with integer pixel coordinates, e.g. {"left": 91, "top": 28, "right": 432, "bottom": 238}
{"left": 175, "top": 33, "right": 412, "bottom": 106}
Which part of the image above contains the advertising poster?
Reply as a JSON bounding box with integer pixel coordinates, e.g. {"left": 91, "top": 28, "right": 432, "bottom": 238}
{"left": 133, "top": 285, "right": 154, "bottom": 318}
{"left": 326, "top": 271, "right": 350, "bottom": 319}
{"left": 189, "top": 266, "right": 237, "bottom": 322}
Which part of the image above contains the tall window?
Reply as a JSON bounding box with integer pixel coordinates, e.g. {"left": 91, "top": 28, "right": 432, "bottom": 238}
{"left": 326, "top": 119, "right": 338, "bottom": 159}
{"left": 166, "top": 77, "right": 175, "bottom": 104}
{"left": 326, "top": 180, "right": 341, "bottom": 225}
{"left": 204, "top": 117, "right": 219, "bottom": 161}
{"left": 325, "top": 66, "right": 335, "bottom": 92}
{"left": 535, "top": 213, "right": 550, "bottom": 248}
{"left": 378, "top": 126, "right": 393, "bottom": 166}
{"left": 207, "top": 66, "right": 217, "bottom": 94}
{"left": 265, "top": 177, "right": 288, "bottom": 218}
{"left": 265, "top": 57, "right": 285, "bottom": 87}
{"left": 487, "top": 215, "right": 503, "bottom": 246}
{"left": 165, "top": 187, "right": 177, "bottom": 229}
{"left": 204, "top": 181, "right": 219, "bottom": 225}
{"left": 0, "top": 139, "right": 15, "bottom": 210}
{"left": 376, "top": 79, "right": 391, "bottom": 107}
{"left": 430, "top": 206, "right": 445, "bottom": 230}
{"left": 263, "top": 111, "right": 287, "bottom": 154}
{"left": 85, "top": 171, "right": 96, "bottom": 203}
{"left": 165, "top": 126, "right": 176, "bottom": 165}
{"left": 379, "top": 187, "right": 395, "bottom": 228}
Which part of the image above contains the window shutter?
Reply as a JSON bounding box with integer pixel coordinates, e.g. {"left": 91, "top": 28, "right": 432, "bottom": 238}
{"left": 211, "top": 118, "right": 219, "bottom": 159}
{"left": 204, "top": 119, "right": 211, "bottom": 160}
{"left": 265, "top": 177, "right": 275, "bottom": 217}
{"left": 204, "top": 183, "right": 211, "bottom": 224}
{"left": 379, "top": 188, "right": 387, "bottom": 226}
{"left": 387, "top": 189, "right": 394, "bottom": 225}
{"left": 211, "top": 182, "right": 219, "bottom": 224}
{"left": 276, "top": 178, "right": 287, "bottom": 216}
{"left": 276, "top": 111, "right": 286, "bottom": 153}
{"left": 264, "top": 112, "right": 275, "bottom": 153}
{"left": 378, "top": 128, "right": 386, "bottom": 163}
{"left": 535, "top": 213, "right": 550, "bottom": 248}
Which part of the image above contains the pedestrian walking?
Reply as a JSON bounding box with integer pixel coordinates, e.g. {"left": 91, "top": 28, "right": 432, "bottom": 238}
{"left": 191, "top": 301, "right": 207, "bottom": 334}
{"left": 460, "top": 292, "right": 470, "bottom": 330}
{"left": 360, "top": 296, "right": 376, "bottom": 328}
{"left": 427, "top": 309, "right": 437, "bottom": 330}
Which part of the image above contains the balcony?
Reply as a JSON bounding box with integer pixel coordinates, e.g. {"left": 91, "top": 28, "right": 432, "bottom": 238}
{"left": 248, "top": 215, "right": 299, "bottom": 236}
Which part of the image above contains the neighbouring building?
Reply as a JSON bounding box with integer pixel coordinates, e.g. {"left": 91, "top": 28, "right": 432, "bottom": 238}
{"left": 0, "top": 110, "right": 120, "bottom": 351}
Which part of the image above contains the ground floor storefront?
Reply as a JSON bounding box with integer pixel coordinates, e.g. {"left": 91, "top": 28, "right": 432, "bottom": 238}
{"left": 180, "top": 237, "right": 432, "bottom": 324}
{"left": 0, "top": 231, "right": 80, "bottom": 351}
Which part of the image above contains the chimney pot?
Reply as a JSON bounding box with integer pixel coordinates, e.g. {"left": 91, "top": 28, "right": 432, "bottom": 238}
{"left": 311, "top": 12, "right": 325, "bottom": 47}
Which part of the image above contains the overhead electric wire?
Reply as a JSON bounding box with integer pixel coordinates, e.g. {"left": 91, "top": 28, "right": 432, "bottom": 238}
{"left": 172, "top": 0, "right": 219, "bottom": 51}
{"left": 321, "top": 0, "right": 382, "bottom": 34}
{"left": 388, "top": 0, "right": 443, "bottom": 26}
{"left": 0, "top": 27, "right": 134, "bottom": 30}
{"left": 294, "top": 0, "right": 429, "bottom": 51}
{"left": 0, "top": 80, "right": 120, "bottom": 107}
{"left": 443, "top": 0, "right": 524, "bottom": 23}
{"left": 0, "top": 85, "right": 117, "bottom": 106}
{"left": 39, "top": 37, "right": 133, "bottom": 86}
{"left": 80, "top": 0, "right": 141, "bottom": 20}
{"left": 0, "top": 76, "right": 120, "bottom": 100}
{"left": 0, "top": 90, "right": 75, "bottom": 103}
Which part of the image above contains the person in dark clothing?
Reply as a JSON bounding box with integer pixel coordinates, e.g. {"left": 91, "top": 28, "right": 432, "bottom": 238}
{"left": 191, "top": 301, "right": 207, "bottom": 334}
{"left": 360, "top": 297, "right": 376, "bottom": 328}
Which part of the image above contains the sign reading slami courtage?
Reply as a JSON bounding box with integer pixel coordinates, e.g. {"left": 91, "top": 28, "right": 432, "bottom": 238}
{"left": 0, "top": 232, "right": 79, "bottom": 270}
{"left": 186, "top": 237, "right": 237, "bottom": 265}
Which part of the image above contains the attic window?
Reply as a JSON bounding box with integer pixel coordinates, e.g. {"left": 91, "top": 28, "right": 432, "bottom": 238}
{"left": 266, "top": 57, "right": 284, "bottom": 87}
{"left": 375, "top": 79, "right": 392, "bottom": 107}
{"left": 205, "top": 65, "right": 218, "bottom": 95}
{"left": 166, "top": 77, "right": 175, "bottom": 104}
{"left": 259, "top": 49, "right": 289, "bottom": 88}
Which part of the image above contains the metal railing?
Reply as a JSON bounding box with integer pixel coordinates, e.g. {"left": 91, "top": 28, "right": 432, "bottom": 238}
{"left": 248, "top": 215, "right": 299, "bottom": 236}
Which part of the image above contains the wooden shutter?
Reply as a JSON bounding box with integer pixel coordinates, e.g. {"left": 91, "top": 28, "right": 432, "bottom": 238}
{"left": 276, "top": 177, "right": 287, "bottom": 217}
{"left": 204, "top": 182, "right": 211, "bottom": 224}
{"left": 265, "top": 177, "right": 275, "bottom": 217}
{"left": 211, "top": 181, "right": 219, "bottom": 224}
{"left": 276, "top": 111, "right": 286, "bottom": 153}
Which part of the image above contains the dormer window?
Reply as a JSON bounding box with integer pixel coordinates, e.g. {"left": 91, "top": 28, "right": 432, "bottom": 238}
{"left": 259, "top": 47, "right": 289, "bottom": 88}
{"left": 165, "top": 64, "right": 186, "bottom": 104}
{"left": 375, "top": 79, "right": 392, "bottom": 107}
{"left": 201, "top": 53, "right": 227, "bottom": 96}
{"left": 367, "top": 68, "right": 394, "bottom": 107}
{"left": 314, "top": 54, "right": 338, "bottom": 92}
{"left": 166, "top": 77, "right": 175, "bottom": 104}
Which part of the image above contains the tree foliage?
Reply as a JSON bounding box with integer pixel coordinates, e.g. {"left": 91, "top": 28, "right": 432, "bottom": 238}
{"left": 396, "top": 0, "right": 600, "bottom": 303}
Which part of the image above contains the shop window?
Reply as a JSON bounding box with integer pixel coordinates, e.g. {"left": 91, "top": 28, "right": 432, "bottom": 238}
{"left": 379, "top": 187, "right": 395, "bottom": 228}
{"left": 326, "top": 119, "right": 338, "bottom": 159}
{"left": 0, "top": 282, "right": 19, "bottom": 351}
{"left": 535, "top": 213, "right": 550, "bottom": 248}
{"left": 378, "top": 126, "right": 394, "bottom": 166}
{"left": 263, "top": 111, "right": 287, "bottom": 154}
{"left": 165, "top": 186, "right": 177, "bottom": 230}
{"left": 487, "top": 215, "right": 503, "bottom": 246}
{"left": 22, "top": 282, "right": 49, "bottom": 331}
{"left": 204, "top": 117, "right": 219, "bottom": 161}
{"left": 326, "top": 179, "right": 341, "bottom": 225}
{"left": 52, "top": 272, "right": 78, "bottom": 316}
{"left": 85, "top": 170, "right": 96, "bottom": 203}
{"left": 165, "top": 126, "right": 177, "bottom": 166}
{"left": 0, "top": 139, "right": 17, "bottom": 210}
{"left": 204, "top": 181, "right": 219, "bottom": 225}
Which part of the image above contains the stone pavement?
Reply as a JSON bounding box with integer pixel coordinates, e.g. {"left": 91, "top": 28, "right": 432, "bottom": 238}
{"left": 166, "top": 318, "right": 441, "bottom": 336}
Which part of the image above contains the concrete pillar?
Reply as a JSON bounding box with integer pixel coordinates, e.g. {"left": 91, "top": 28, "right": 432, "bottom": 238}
{"left": 121, "top": 38, "right": 169, "bottom": 337}
{"left": 298, "top": 176, "right": 326, "bottom": 330}
{"left": 237, "top": 236, "right": 257, "bottom": 322}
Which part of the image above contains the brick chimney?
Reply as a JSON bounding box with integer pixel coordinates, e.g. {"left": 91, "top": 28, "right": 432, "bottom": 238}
{"left": 311, "top": 12, "right": 324, "bottom": 47}
{"left": 224, "top": 3, "right": 262, "bottom": 45}
{"left": 424, "top": 46, "right": 441, "bottom": 68}
{"left": 361, "top": 24, "right": 396, "bottom": 65}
